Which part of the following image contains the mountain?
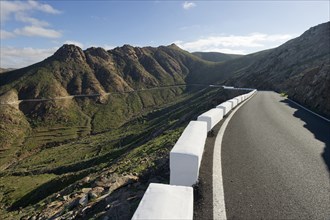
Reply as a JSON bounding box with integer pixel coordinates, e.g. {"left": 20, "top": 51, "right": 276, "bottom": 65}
{"left": 224, "top": 22, "right": 330, "bottom": 117}
{"left": 0, "top": 42, "right": 245, "bottom": 219}
{"left": 187, "top": 22, "right": 329, "bottom": 118}
{"left": 192, "top": 51, "right": 243, "bottom": 62}
{"left": 0, "top": 43, "right": 209, "bottom": 97}
{"left": 0, "top": 22, "right": 329, "bottom": 219}
{"left": 0, "top": 68, "right": 16, "bottom": 73}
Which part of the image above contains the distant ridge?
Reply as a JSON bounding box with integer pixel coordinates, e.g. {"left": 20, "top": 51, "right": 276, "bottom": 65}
{"left": 0, "top": 68, "right": 16, "bottom": 73}
{"left": 192, "top": 51, "right": 243, "bottom": 62}
{"left": 226, "top": 21, "right": 330, "bottom": 117}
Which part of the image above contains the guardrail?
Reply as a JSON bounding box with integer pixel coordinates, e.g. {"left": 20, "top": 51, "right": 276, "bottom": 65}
{"left": 170, "top": 121, "right": 207, "bottom": 186}
{"left": 197, "top": 108, "right": 224, "bottom": 132}
{"left": 133, "top": 89, "right": 257, "bottom": 219}
{"left": 132, "top": 183, "right": 193, "bottom": 220}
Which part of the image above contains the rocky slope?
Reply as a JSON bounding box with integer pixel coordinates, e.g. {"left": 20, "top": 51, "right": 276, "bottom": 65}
{"left": 0, "top": 41, "right": 246, "bottom": 219}
{"left": 225, "top": 22, "right": 330, "bottom": 117}
{"left": 0, "top": 43, "right": 208, "bottom": 147}
{"left": 0, "top": 43, "right": 206, "bottom": 96}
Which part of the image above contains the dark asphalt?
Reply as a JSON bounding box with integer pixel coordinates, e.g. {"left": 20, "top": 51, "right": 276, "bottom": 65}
{"left": 194, "top": 121, "right": 224, "bottom": 220}
{"left": 222, "top": 91, "right": 330, "bottom": 219}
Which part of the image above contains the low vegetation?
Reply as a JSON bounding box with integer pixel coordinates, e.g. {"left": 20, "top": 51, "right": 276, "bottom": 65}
{"left": 280, "top": 92, "right": 288, "bottom": 97}
{"left": 0, "top": 84, "right": 245, "bottom": 218}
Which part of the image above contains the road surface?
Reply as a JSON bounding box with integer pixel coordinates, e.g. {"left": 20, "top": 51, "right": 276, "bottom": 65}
{"left": 221, "top": 91, "right": 330, "bottom": 219}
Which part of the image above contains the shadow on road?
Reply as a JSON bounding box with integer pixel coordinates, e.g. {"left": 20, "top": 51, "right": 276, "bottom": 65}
{"left": 280, "top": 99, "right": 330, "bottom": 175}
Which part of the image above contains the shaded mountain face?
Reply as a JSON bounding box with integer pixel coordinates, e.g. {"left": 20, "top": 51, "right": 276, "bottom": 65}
{"left": 224, "top": 22, "right": 330, "bottom": 117}
{"left": 192, "top": 51, "right": 243, "bottom": 62}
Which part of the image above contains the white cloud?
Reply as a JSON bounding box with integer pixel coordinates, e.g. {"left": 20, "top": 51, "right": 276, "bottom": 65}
{"left": 87, "top": 44, "right": 115, "bottom": 50}
{"left": 183, "top": 1, "right": 196, "bottom": 10}
{"left": 0, "top": 1, "right": 61, "bottom": 39}
{"left": 27, "top": 0, "right": 61, "bottom": 14}
{"left": 103, "top": 44, "right": 115, "bottom": 50}
{"left": 15, "top": 13, "right": 49, "bottom": 27}
{"left": 0, "top": 30, "right": 16, "bottom": 39}
{"left": 174, "top": 33, "right": 294, "bottom": 54}
{"left": 64, "top": 40, "right": 84, "bottom": 48}
{"left": 0, "top": 0, "right": 61, "bottom": 22}
{"left": 14, "top": 26, "right": 62, "bottom": 38}
{"left": 0, "top": 46, "right": 58, "bottom": 68}
{"left": 210, "top": 48, "right": 246, "bottom": 54}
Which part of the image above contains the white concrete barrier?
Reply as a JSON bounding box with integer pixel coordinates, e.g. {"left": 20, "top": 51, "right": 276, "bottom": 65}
{"left": 228, "top": 98, "right": 238, "bottom": 108}
{"left": 245, "top": 89, "right": 257, "bottom": 98}
{"left": 197, "top": 108, "right": 224, "bottom": 132}
{"left": 234, "top": 96, "right": 242, "bottom": 104}
{"left": 170, "top": 121, "right": 207, "bottom": 186}
{"left": 216, "top": 101, "right": 232, "bottom": 115}
{"left": 240, "top": 95, "right": 244, "bottom": 101}
{"left": 133, "top": 89, "right": 258, "bottom": 219}
{"left": 247, "top": 90, "right": 256, "bottom": 97}
{"left": 132, "top": 183, "right": 193, "bottom": 220}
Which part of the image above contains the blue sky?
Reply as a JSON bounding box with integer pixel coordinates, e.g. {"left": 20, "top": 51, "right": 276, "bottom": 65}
{"left": 1, "top": 0, "right": 329, "bottom": 68}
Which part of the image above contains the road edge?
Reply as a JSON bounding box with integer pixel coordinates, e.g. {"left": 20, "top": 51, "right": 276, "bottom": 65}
{"left": 286, "top": 97, "right": 330, "bottom": 122}
{"left": 212, "top": 91, "right": 257, "bottom": 220}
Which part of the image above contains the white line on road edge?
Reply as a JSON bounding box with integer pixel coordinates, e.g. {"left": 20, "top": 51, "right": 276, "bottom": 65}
{"left": 213, "top": 92, "right": 257, "bottom": 220}
{"left": 286, "top": 98, "right": 330, "bottom": 123}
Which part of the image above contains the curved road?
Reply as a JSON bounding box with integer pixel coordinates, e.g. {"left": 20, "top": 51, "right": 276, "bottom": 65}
{"left": 221, "top": 91, "right": 330, "bottom": 219}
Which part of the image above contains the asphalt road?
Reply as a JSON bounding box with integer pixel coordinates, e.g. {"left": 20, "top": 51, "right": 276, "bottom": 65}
{"left": 221, "top": 91, "right": 330, "bottom": 219}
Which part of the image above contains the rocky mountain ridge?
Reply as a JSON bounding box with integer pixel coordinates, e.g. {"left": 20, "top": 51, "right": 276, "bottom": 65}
{"left": 226, "top": 21, "right": 330, "bottom": 117}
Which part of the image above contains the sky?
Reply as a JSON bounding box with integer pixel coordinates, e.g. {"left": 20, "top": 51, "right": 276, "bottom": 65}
{"left": 0, "top": 0, "right": 329, "bottom": 68}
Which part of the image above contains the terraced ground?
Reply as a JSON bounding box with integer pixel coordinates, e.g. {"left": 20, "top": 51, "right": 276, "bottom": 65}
{"left": 0, "top": 87, "right": 246, "bottom": 218}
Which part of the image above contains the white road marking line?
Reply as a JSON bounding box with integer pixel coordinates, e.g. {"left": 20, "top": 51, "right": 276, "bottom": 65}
{"left": 286, "top": 97, "right": 330, "bottom": 123}
{"left": 213, "top": 92, "right": 257, "bottom": 220}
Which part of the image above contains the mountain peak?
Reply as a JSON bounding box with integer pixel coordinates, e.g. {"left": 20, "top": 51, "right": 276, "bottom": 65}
{"left": 85, "top": 47, "right": 110, "bottom": 59}
{"left": 53, "top": 44, "right": 86, "bottom": 62}
{"left": 168, "top": 43, "right": 181, "bottom": 50}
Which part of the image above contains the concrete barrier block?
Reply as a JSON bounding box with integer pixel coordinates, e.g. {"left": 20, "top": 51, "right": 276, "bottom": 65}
{"left": 216, "top": 101, "right": 232, "bottom": 115}
{"left": 132, "top": 183, "right": 193, "bottom": 220}
{"left": 170, "top": 121, "right": 207, "bottom": 186}
{"left": 228, "top": 99, "right": 238, "bottom": 108}
{"left": 197, "top": 108, "right": 224, "bottom": 132}
{"left": 234, "top": 96, "right": 242, "bottom": 104}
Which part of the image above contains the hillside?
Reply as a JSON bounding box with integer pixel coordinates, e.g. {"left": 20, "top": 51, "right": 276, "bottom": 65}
{"left": 225, "top": 22, "right": 330, "bottom": 117}
{"left": 0, "top": 68, "right": 16, "bottom": 73}
{"left": 192, "top": 51, "right": 243, "bottom": 62}
{"left": 187, "top": 22, "right": 330, "bottom": 118}
{"left": 0, "top": 42, "right": 247, "bottom": 219}
{"left": 0, "top": 22, "right": 329, "bottom": 219}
